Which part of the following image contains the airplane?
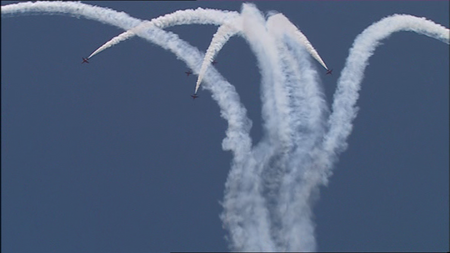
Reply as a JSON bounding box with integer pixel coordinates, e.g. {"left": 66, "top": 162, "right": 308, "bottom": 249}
{"left": 191, "top": 93, "right": 199, "bottom": 100}
{"left": 82, "top": 57, "right": 89, "bottom": 64}
{"left": 326, "top": 69, "right": 333, "bottom": 75}
{"left": 185, "top": 70, "right": 193, "bottom": 76}
{"left": 212, "top": 60, "right": 218, "bottom": 65}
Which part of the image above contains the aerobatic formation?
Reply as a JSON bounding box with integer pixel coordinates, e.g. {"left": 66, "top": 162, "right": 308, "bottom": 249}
{"left": 2, "top": 2, "right": 449, "bottom": 252}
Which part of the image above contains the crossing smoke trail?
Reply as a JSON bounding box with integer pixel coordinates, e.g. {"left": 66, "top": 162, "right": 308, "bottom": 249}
{"left": 1, "top": 2, "right": 255, "bottom": 249}
{"left": 195, "top": 15, "right": 330, "bottom": 250}
{"left": 240, "top": 3, "right": 292, "bottom": 152}
{"left": 194, "top": 18, "right": 242, "bottom": 94}
{"left": 220, "top": 4, "right": 298, "bottom": 251}
{"left": 266, "top": 12, "right": 329, "bottom": 251}
{"left": 88, "top": 2, "right": 328, "bottom": 250}
{"left": 267, "top": 13, "right": 328, "bottom": 71}
{"left": 194, "top": 11, "right": 328, "bottom": 95}
{"left": 2, "top": 2, "right": 449, "bottom": 252}
{"left": 88, "top": 8, "right": 240, "bottom": 59}
{"left": 85, "top": 5, "right": 328, "bottom": 95}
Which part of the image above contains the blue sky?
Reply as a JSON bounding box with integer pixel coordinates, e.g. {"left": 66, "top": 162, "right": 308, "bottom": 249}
{"left": 2, "top": 1, "right": 448, "bottom": 252}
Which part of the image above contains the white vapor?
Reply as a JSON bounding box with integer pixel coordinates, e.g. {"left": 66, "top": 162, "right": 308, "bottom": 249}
{"left": 322, "top": 14, "right": 449, "bottom": 172}
{"left": 2, "top": 2, "right": 255, "bottom": 248}
{"left": 88, "top": 8, "right": 240, "bottom": 59}
{"left": 194, "top": 18, "right": 242, "bottom": 94}
{"left": 266, "top": 12, "right": 329, "bottom": 252}
{"left": 267, "top": 13, "right": 329, "bottom": 70}
{"left": 2, "top": 2, "right": 449, "bottom": 252}
{"left": 195, "top": 11, "right": 329, "bottom": 95}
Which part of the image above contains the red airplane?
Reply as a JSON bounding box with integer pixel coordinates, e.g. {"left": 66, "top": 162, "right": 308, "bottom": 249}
{"left": 191, "top": 94, "right": 199, "bottom": 100}
{"left": 326, "top": 69, "right": 333, "bottom": 75}
{"left": 185, "top": 70, "right": 193, "bottom": 76}
{"left": 212, "top": 60, "right": 218, "bottom": 65}
{"left": 82, "top": 57, "right": 89, "bottom": 64}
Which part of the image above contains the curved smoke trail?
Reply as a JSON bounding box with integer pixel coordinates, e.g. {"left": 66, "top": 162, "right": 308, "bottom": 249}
{"left": 2, "top": 2, "right": 449, "bottom": 252}
{"left": 1, "top": 3, "right": 256, "bottom": 249}
{"left": 322, "top": 14, "right": 450, "bottom": 174}
{"left": 194, "top": 18, "right": 242, "bottom": 94}
{"left": 221, "top": 4, "right": 288, "bottom": 251}
{"left": 1, "top": 2, "right": 253, "bottom": 159}
{"left": 88, "top": 8, "right": 240, "bottom": 59}
{"left": 266, "top": 13, "right": 329, "bottom": 251}
{"left": 194, "top": 11, "right": 329, "bottom": 95}
{"left": 267, "top": 13, "right": 328, "bottom": 71}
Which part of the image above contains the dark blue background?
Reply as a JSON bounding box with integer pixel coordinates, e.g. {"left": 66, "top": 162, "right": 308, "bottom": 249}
{"left": 2, "top": 1, "right": 448, "bottom": 252}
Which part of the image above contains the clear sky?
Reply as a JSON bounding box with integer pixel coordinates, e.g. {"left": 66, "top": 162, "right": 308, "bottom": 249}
{"left": 2, "top": 1, "right": 448, "bottom": 252}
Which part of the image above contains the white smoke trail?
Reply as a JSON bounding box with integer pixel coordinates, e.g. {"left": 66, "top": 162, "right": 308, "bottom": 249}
{"left": 88, "top": 28, "right": 137, "bottom": 59}
{"left": 2, "top": 3, "right": 255, "bottom": 250}
{"left": 195, "top": 11, "right": 329, "bottom": 95}
{"left": 278, "top": 14, "right": 450, "bottom": 250}
{"left": 323, "top": 14, "right": 449, "bottom": 171}
{"left": 270, "top": 14, "right": 450, "bottom": 251}
{"left": 194, "top": 18, "right": 242, "bottom": 94}
{"left": 220, "top": 4, "right": 284, "bottom": 251}
{"left": 266, "top": 13, "right": 327, "bottom": 144}
{"left": 3, "top": 2, "right": 449, "bottom": 252}
{"left": 1, "top": 1, "right": 142, "bottom": 30}
{"left": 241, "top": 3, "right": 293, "bottom": 149}
{"left": 266, "top": 13, "right": 329, "bottom": 251}
{"left": 221, "top": 4, "right": 323, "bottom": 251}
{"left": 88, "top": 8, "right": 240, "bottom": 59}
{"left": 267, "top": 13, "right": 329, "bottom": 71}
{"left": 217, "top": 3, "right": 318, "bottom": 251}
{"left": 1, "top": 2, "right": 252, "bottom": 156}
